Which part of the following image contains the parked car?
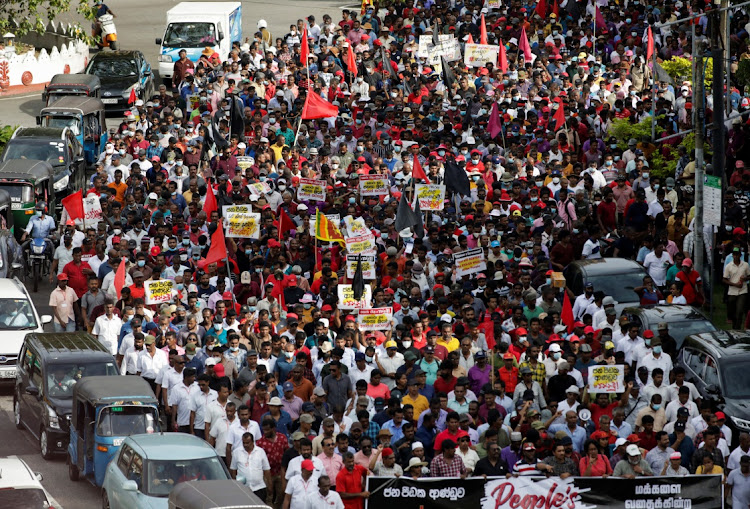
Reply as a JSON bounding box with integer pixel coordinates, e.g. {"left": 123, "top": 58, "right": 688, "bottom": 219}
{"left": 168, "top": 480, "right": 271, "bottom": 509}
{"left": 0, "top": 277, "right": 52, "bottom": 384}
{"left": 102, "top": 433, "right": 232, "bottom": 509}
{"left": 621, "top": 304, "right": 717, "bottom": 350}
{"left": 0, "top": 126, "right": 86, "bottom": 211}
{"left": 563, "top": 258, "right": 649, "bottom": 315}
{"left": 676, "top": 330, "right": 750, "bottom": 445}
{"left": 0, "top": 457, "right": 50, "bottom": 508}
{"left": 85, "top": 50, "right": 154, "bottom": 114}
{"left": 14, "top": 332, "right": 118, "bottom": 459}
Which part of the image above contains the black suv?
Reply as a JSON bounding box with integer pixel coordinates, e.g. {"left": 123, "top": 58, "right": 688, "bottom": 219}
{"left": 1, "top": 127, "right": 86, "bottom": 210}
{"left": 676, "top": 330, "right": 750, "bottom": 445}
{"left": 85, "top": 50, "right": 154, "bottom": 114}
{"left": 13, "top": 333, "right": 118, "bottom": 459}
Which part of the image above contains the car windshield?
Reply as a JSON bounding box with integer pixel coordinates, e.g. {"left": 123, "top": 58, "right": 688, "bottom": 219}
{"left": 0, "top": 185, "right": 34, "bottom": 205}
{"left": 46, "top": 362, "right": 119, "bottom": 398}
{"left": 0, "top": 298, "right": 38, "bottom": 330}
{"left": 145, "top": 457, "right": 229, "bottom": 497}
{"left": 163, "top": 22, "right": 216, "bottom": 47}
{"left": 88, "top": 59, "right": 137, "bottom": 77}
{"left": 42, "top": 116, "right": 81, "bottom": 136}
{"left": 97, "top": 406, "right": 158, "bottom": 436}
{"left": 586, "top": 272, "right": 646, "bottom": 303}
{"left": 0, "top": 488, "right": 48, "bottom": 507}
{"left": 2, "top": 140, "right": 65, "bottom": 167}
{"left": 721, "top": 359, "right": 750, "bottom": 398}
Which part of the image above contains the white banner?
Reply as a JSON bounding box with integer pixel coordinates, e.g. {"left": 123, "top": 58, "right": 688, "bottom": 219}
{"left": 145, "top": 279, "right": 174, "bottom": 305}
{"left": 344, "top": 216, "right": 369, "bottom": 237}
{"left": 224, "top": 212, "right": 261, "bottom": 239}
{"left": 345, "top": 233, "right": 377, "bottom": 255}
{"left": 464, "top": 43, "right": 500, "bottom": 68}
{"left": 358, "top": 308, "right": 393, "bottom": 331}
{"left": 346, "top": 254, "right": 377, "bottom": 279}
{"left": 418, "top": 35, "right": 461, "bottom": 62}
{"left": 453, "top": 248, "right": 487, "bottom": 277}
{"left": 414, "top": 184, "right": 446, "bottom": 211}
{"left": 359, "top": 174, "right": 390, "bottom": 196}
{"left": 298, "top": 178, "right": 327, "bottom": 202}
{"left": 83, "top": 194, "right": 103, "bottom": 229}
{"left": 338, "top": 284, "right": 372, "bottom": 309}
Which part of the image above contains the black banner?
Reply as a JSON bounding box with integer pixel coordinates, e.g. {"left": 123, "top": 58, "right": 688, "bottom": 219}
{"left": 366, "top": 475, "right": 723, "bottom": 509}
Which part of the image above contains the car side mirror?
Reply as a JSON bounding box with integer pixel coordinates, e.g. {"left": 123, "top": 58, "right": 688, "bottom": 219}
{"left": 155, "top": 38, "right": 162, "bottom": 45}
{"left": 706, "top": 384, "right": 720, "bottom": 395}
{"left": 35, "top": 472, "right": 43, "bottom": 482}
{"left": 41, "top": 315, "right": 52, "bottom": 325}
{"left": 25, "top": 386, "right": 39, "bottom": 396}
{"left": 122, "top": 480, "right": 139, "bottom": 492}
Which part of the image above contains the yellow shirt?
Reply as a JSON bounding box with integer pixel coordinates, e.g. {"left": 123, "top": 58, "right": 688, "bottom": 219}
{"left": 270, "top": 143, "right": 288, "bottom": 163}
{"left": 437, "top": 336, "right": 460, "bottom": 353}
{"left": 401, "top": 393, "right": 430, "bottom": 420}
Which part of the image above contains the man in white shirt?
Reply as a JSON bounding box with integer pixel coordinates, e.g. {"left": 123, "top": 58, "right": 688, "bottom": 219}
{"left": 308, "top": 475, "right": 345, "bottom": 509}
{"left": 286, "top": 438, "right": 327, "bottom": 482}
{"left": 665, "top": 386, "right": 699, "bottom": 423}
{"left": 284, "top": 459, "right": 320, "bottom": 509}
{"left": 91, "top": 300, "right": 122, "bottom": 356}
{"left": 641, "top": 369, "right": 672, "bottom": 406}
{"left": 639, "top": 337, "right": 673, "bottom": 383}
{"left": 208, "top": 400, "right": 236, "bottom": 466}
{"left": 189, "top": 374, "right": 218, "bottom": 439}
{"left": 643, "top": 241, "right": 673, "bottom": 288}
{"left": 167, "top": 368, "right": 198, "bottom": 433}
{"left": 137, "top": 335, "right": 169, "bottom": 391}
{"left": 572, "top": 282, "right": 595, "bottom": 320}
{"left": 349, "top": 352, "right": 374, "bottom": 385}
{"left": 226, "top": 405, "right": 261, "bottom": 466}
{"left": 120, "top": 333, "right": 144, "bottom": 375}
{"left": 230, "top": 432, "right": 271, "bottom": 500}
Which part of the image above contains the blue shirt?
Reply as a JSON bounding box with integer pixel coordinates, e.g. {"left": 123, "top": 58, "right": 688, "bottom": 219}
{"left": 548, "top": 424, "right": 587, "bottom": 453}
{"left": 25, "top": 214, "right": 56, "bottom": 238}
{"left": 381, "top": 419, "right": 405, "bottom": 442}
{"left": 261, "top": 410, "right": 292, "bottom": 437}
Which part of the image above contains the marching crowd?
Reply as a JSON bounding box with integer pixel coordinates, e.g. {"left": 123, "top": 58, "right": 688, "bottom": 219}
{"left": 22, "top": 0, "right": 750, "bottom": 508}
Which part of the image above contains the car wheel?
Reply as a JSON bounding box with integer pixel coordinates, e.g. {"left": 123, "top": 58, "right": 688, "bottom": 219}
{"left": 102, "top": 490, "right": 111, "bottom": 509}
{"left": 68, "top": 453, "right": 80, "bottom": 481}
{"left": 40, "top": 429, "right": 53, "bottom": 460}
{"left": 13, "top": 398, "right": 22, "bottom": 429}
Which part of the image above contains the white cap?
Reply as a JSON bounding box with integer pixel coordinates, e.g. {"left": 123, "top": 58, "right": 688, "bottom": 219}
{"left": 148, "top": 192, "right": 158, "bottom": 200}
{"left": 411, "top": 442, "right": 424, "bottom": 450}
{"left": 440, "top": 314, "right": 452, "bottom": 323}
{"left": 548, "top": 343, "right": 562, "bottom": 352}
{"left": 319, "top": 318, "right": 329, "bottom": 328}
{"left": 566, "top": 385, "right": 580, "bottom": 395}
{"left": 135, "top": 99, "right": 144, "bottom": 106}
{"left": 205, "top": 358, "right": 218, "bottom": 366}
{"left": 615, "top": 438, "right": 628, "bottom": 448}
{"left": 188, "top": 284, "right": 198, "bottom": 293}
{"left": 297, "top": 204, "right": 308, "bottom": 211}
{"left": 626, "top": 444, "right": 641, "bottom": 456}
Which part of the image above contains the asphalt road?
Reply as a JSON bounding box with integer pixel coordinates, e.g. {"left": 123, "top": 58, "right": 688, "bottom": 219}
{"left": 0, "top": 3, "right": 347, "bottom": 507}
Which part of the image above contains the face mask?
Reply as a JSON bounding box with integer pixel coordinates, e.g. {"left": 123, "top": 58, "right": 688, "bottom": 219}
{"left": 552, "top": 352, "right": 561, "bottom": 360}
{"left": 259, "top": 176, "right": 267, "bottom": 182}
{"left": 553, "top": 177, "right": 560, "bottom": 184}
{"left": 652, "top": 404, "right": 661, "bottom": 411}
{"left": 461, "top": 149, "right": 469, "bottom": 155}
{"left": 230, "top": 346, "right": 239, "bottom": 352}
{"left": 605, "top": 160, "right": 613, "bottom": 166}
{"left": 652, "top": 346, "right": 662, "bottom": 355}
{"left": 180, "top": 254, "right": 188, "bottom": 261}
{"left": 645, "top": 339, "right": 651, "bottom": 347}
{"left": 366, "top": 355, "right": 373, "bottom": 362}
{"left": 285, "top": 351, "right": 294, "bottom": 359}
{"left": 357, "top": 77, "right": 364, "bottom": 83}
{"left": 114, "top": 229, "right": 122, "bottom": 235}
{"left": 438, "top": 150, "right": 446, "bottom": 156}
{"left": 137, "top": 260, "right": 146, "bottom": 267}
{"left": 642, "top": 173, "right": 649, "bottom": 179}
{"left": 546, "top": 278, "right": 552, "bottom": 285}
{"left": 182, "top": 239, "right": 190, "bottom": 246}
{"left": 215, "top": 325, "right": 223, "bottom": 331}
{"left": 193, "top": 254, "right": 201, "bottom": 260}
{"left": 124, "top": 315, "right": 132, "bottom": 322}
{"left": 403, "top": 341, "right": 412, "bottom": 349}
{"left": 151, "top": 142, "right": 157, "bottom": 147}
{"left": 269, "top": 118, "right": 276, "bottom": 124}
{"left": 535, "top": 181, "right": 543, "bottom": 187}
{"left": 357, "top": 146, "right": 364, "bottom": 152}
{"left": 531, "top": 197, "right": 538, "bottom": 202}
{"left": 473, "top": 175, "right": 481, "bottom": 182}
{"left": 551, "top": 208, "right": 557, "bottom": 214}
{"left": 187, "top": 147, "right": 194, "bottom": 153}
{"left": 35, "top": 211, "right": 42, "bottom": 216}
{"left": 304, "top": 303, "right": 311, "bottom": 309}
{"left": 349, "top": 197, "right": 356, "bottom": 204}
{"left": 573, "top": 229, "right": 580, "bottom": 234}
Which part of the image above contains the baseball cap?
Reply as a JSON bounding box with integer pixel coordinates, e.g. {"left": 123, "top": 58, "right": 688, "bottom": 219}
{"left": 283, "top": 381, "right": 294, "bottom": 392}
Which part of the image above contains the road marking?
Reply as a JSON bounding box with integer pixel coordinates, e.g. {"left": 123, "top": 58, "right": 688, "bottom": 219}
{"left": 0, "top": 93, "right": 40, "bottom": 102}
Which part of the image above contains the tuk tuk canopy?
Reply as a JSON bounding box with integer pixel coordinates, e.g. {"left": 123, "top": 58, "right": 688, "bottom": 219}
{"left": 0, "top": 159, "right": 55, "bottom": 182}
{"left": 168, "top": 480, "right": 272, "bottom": 509}
{"left": 40, "top": 96, "right": 107, "bottom": 118}
{"left": 48, "top": 74, "right": 102, "bottom": 90}
{"left": 72, "top": 376, "right": 157, "bottom": 408}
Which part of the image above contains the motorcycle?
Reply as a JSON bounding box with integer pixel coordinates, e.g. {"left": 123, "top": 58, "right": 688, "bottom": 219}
{"left": 25, "top": 238, "right": 52, "bottom": 293}
{"left": 97, "top": 14, "right": 117, "bottom": 50}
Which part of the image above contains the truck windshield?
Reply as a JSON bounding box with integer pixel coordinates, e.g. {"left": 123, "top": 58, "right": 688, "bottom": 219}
{"left": 1, "top": 185, "right": 34, "bottom": 205}
{"left": 163, "top": 22, "right": 216, "bottom": 47}
{"left": 42, "top": 115, "right": 81, "bottom": 136}
{"left": 0, "top": 298, "right": 38, "bottom": 330}
{"left": 97, "top": 406, "right": 158, "bottom": 436}
{"left": 46, "top": 362, "right": 119, "bottom": 398}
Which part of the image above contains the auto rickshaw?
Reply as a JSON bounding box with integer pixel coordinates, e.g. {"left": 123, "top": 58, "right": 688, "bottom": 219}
{"left": 42, "top": 73, "right": 102, "bottom": 107}
{"left": 168, "top": 480, "right": 272, "bottom": 509}
{"left": 37, "top": 97, "right": 109, "bottom": 167}
{"left": 67, "top": 376, "right": 159, "bottom": 487}
{"left": 0, "top": 189, "right": 22, "bottom": 278}
{"left": 0, "top": 160, "right": 55, "bottom": 239}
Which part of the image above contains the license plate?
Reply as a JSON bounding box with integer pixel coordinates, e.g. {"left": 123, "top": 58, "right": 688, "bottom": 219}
{"left": 0, "top": 369, "right": 16, "bottom": 378}
{"left": 101, "top": 98, "right": 118, "bottom": 104}
{"left": 112, "top": 438, "right": 123, "bottom": 446}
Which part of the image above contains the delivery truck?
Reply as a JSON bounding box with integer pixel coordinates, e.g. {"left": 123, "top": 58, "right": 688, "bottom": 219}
{"left": 156, "top": 2, "right": 241, "bottom": 82}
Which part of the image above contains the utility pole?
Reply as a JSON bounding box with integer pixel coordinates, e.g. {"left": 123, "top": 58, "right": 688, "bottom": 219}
{"left": 694, "top": 39, "right": 705, "bottom": 281}
{"left": 711, "top": 0, "right": 725, "bottom": 182}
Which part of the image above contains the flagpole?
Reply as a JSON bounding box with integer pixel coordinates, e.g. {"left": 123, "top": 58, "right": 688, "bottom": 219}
{"left": 650, "top": 26, "right": 657, "bottom": 142}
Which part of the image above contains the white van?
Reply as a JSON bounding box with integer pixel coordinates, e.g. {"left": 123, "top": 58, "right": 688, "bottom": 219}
{"left": 156, "top": 2, "right": 242, "bottom": 82}
{"left": 0, "top": 278, "right": 51, "bottom": 383}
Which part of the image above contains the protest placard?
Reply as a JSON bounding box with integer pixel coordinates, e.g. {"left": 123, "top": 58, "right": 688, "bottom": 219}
{"left": 222, "top": 204, "right": 252, "bottom": 216}
{"left": 346, "top": 254, "right": 377, "bottom": 279}
{"left": 486, "top": 0, "right": 501, "bottom": 7}
{"left": 225, "top": 212, "right": 261, "bottom": 238}
{"left": 187, "top": 95, "right": 200, "bottom": 113}
{"left": 359, "top": 174, "right": 390, "bottom": 196}
{"left": 236, "top": 156, "right": 255, "bottom": 172}
{"left": 247, "top": 181, "right": 271, "bottom": 196}
{"left": 83, "top": 194, "right": 103, "bottom": 228}
{"left": 588, "top": 365, "right": 625, "bottom": 393}
{"left": 464, "top": 43, "right": 500, "bottom": 68}
{"left": 298, "top": 178, "right": 327, "bottom": 202}
{"left": 310, "top": 213, "right": 340, "bottom": 236}
{"left": 415, "top": 184, "right": 446, "bottom": 211}
{"left": 453, "top": 248, "right": 487, "bottom": 277}
{"left": 418, "top": 35, "right": 461, "bottom": 62}
{"left": 344, "top": 216, "right": 369, "bottom": 237}
{"left": 345, "top": 233, "right": 377, "bottom": 255}
{"left": 358, "top": 308, "right": 393, "bottom": 331}
{"left": 145, "top": 279, "right": 174, "bottom": 305}
{"left": 338, "top": 284, "right": 372, "bottom": 309}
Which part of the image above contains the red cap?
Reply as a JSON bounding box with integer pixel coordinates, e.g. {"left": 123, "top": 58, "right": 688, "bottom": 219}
{"left": 150, "top": 246, "right": 161, "bottom": 256}
{"left": 57, "top": 273, "right": 69, "bottom": 281}
{"left": 627, "top": 434, "right": 641, "bottom": 443}
{"left": 716, "top": 411, "right": 726, "bottom": 420}
{"left": 514, "top": 328, "right": 527, "bottom": 335}
{"left": 381, "top": 447, "right": 394, "bottom": 457}
{"left": 503, "top": 352, "right": 514, "bottom": 360}
{"left": 222, "top": 291, "right": 233, "bottom": 300}
{"left": 321, "top": 304, "right": 333, "bottom": 311}
{"left": 268, "top": 239, "right": 280, "bottom": 248}
{"left": 733, "top": 227, "right": 747, "bottom": 236}
{"left": 301, "top": 459, "right": 315, "bottom": 471}
{"left": 213, "top": 363, "right": 225, "bottom": 377}
{"left": 584, "top": 326, "right": 595, "bottom": 334}
{"left": 644, "top": 330, "right": 654, "bottom": 339}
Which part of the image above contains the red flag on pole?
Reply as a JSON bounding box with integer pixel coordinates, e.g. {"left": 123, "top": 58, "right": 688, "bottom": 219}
{"left": 646, "top": 26, "right": 654, "bottom": 63}
{"left": 551, "top": 0, "right": 559, "bottom": 17}
{"left": 498, "top": 40, "right": 508, "bottom": 73}
{"left": 346, "top": 45, "right": 358, "bottom": 77}
{"left": 301, "top": 91, "right": 339, "bottom": 119}
{"left": 561, "top": 291, "right": 575, "bottom": 333}
{"left": 61, "top": 190, "right": 84, "bottom": 220}
{"left": 114, "top": 258, "right": 127, "bottom": 299}
{"left": 299, "top": 27, "right": 309, "bottom": 65}
{"left": 488, "top": 103, "right": 502, "bottom": 139}
{"left": 479, "top": 13, "right": 488, "bottom": 44}
{"left": 128, "top": 88, "right": 136, "bottom": 104}
{"left": 535, "top": 0, "right": 548, "bottom": 18}
{"left": 204, "top": 225, "right": 227, "bottom": 267}
{"left": 411, "top": 156, "right": 430, "bottom": 184}
{"left": 595, "top": 5, "right": 607, "bottom": 32}
{"left": 552, "top": 98, "right": 566, "bottom": 129}
{"left": 278, "top": 208, "right": 296, "bottom": 235}
{"left": 203, "top": 185, "right": 218, "bottom": 217}
{"left": 519, "top": 27, "right": 533, "bottom": 64}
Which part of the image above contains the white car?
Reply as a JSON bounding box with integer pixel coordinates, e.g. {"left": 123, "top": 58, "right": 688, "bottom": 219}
{"left": 0, "top": 457, "right": 51, "bottom": 508}
{"left": 0, "top": 277, "right": 52, "bottom": 383}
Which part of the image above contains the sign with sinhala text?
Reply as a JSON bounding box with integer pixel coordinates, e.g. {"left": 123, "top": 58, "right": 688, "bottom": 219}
{"left": 145, "top": 279, "right": 174, "bottom": 305}
{"left": 298, "top": 178, "right": 326, "bottom": 202}
{"left": 358, "top": 308, "right": 392, "bottom": 330}
{"left": 453, "top": 248, "right": 486, "bottom": 277}
{"left": 588, "top": 364, "right": 625, "bottom": 393}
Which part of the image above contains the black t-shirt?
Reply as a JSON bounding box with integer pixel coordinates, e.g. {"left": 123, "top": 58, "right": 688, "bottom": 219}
{"left": 474, "top": 456, "right": 508, "bottom": 476}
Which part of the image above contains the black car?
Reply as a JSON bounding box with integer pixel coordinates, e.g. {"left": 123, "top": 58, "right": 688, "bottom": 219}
{"left": 621, "top": 304, "right": 716, "bottom": 350}
{"left": 85, "top": 50, "right": 154, "bottom": 114}
{"left": 14, "top": 333, "right": 118, "bottom": 459}
{"left": 563, "top": 258, "right": 649, "bottom": 315}
{"left": 676, "top": 330, "right": 750, "bottom": 445}
{"left": 1, "top": 127, "right": 86, "bottom": 210}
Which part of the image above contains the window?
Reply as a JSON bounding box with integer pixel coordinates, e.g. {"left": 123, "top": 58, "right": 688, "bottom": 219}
{"left": 704, "top": 355, "right": 720, "bottom": 387}
{"left": 29, "top": 355, "right": 42, "bottom": 391}
{"left": 97, "top": 406, "right": 158, "bottom": 436}
{"left": 683, "top": 348, "right": 705, "bottom": 379}
{"left": 127, "top": 453, "right": 143, "bottom": 490}
{"left": 0, "top": 298, "right": 39, "bottom": 329}
{"left": 117, "top": 445, "right": 133, "bottom": 475}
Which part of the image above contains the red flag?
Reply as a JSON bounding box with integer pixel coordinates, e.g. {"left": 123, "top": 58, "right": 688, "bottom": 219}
{"left": 552, "top": 98, "right": 566, "bottom": 129}
{"left": 561, "top": 291, "right": 575, "bottom": 333}
{"left": 279, "top": 207, "right": 296, "bottom": 235}
{"left": 535, "top": 0, "right": 548, "bottom": 18}
{"left": 519, "top": 27, "right": 532, "bottom": 64}
{"left": 479, "top": 13, "right": 488, "bottom": 44}
{"left": 204, "top": 225, "right": 227, "bottom": 266}
{"left": 488, "top": 103, "right": 502, "bottom": 139}
{"left": 346, "top": 45, "right": 358, "bottom": 77}
{"left": 466, "top": 33, "right": 474, "bottom": 44}
{"left": 595, "top": 5, "right": 607, "bottom": 32}
{"left": 203, "top": 185, "right": 218, "bottom": 217}
{"left": 61, "top": 190, "right": 84, "bottom": 220}
{"left": 300, "top": 27, "right": 310, "bottom": 66}
{"left": 646, "top": 26, "right": 654, "bottom": 62}
{"left": 498, "top": 40, "right": 508, "bottom": 73}
{"left": 128, "top": 87, "right": 136, "bottom": 104}
{"left": 552, "top": 0, "right": 559, "bottom": 17}
{"left": 302, "top": 90, "right": 339, "bottom": 119}
{"left": 114, "top": 258, "right": 127, "bottom": 299}
{"left": 411, "top": 156, "right": 430, "bottom": 184}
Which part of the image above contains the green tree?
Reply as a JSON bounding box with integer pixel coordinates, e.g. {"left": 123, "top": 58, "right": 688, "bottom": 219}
{"left": 0, "top": 125, "right": 16, "bottom": 154}
{"left": 0, "top": 0, "right": 95, "bottom": 40}
{"left": 660, "top": 56, "right": 713, "bottom": 87}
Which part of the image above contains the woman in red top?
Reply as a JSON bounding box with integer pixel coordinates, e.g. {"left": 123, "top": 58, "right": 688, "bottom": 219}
{"left": 579, "top": 439, "right": 613, "bottom": 477}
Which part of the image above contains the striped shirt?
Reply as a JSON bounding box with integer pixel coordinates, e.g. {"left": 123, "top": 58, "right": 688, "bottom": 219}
{"left": 513, "top": 458, "right": 542, "bottom": 476}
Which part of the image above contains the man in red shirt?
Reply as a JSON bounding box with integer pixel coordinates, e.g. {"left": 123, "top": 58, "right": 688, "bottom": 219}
{"left": 433, "top": 411, "right": 469, "bottom": 452}
{"left": 63, "top": 247, "right": 94, "bottom": 299}
{"left": 336, "top": 452, "right": 369, "bottom": 509}
{"left": 257, "top": 416, "right": 288, "bottom": 508}
{"left": 498, "top": 352, "right": 520, "bottom": 394}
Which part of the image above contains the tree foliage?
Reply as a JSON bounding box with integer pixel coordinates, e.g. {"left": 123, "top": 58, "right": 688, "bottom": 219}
{"left": 660, "top": 56, "right": 713, "bottom": 87}
{"left": 0, "top": 125, "right": 17, "bottom": 154}
{"left": 736, "top": 59, "right": 750, "bottom": 94}
{"left": 0, "top": 0, "right": 95, "bottom": 39}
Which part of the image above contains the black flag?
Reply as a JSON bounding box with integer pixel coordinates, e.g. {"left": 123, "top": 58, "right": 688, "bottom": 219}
{"left": 444, "top": 160, "right": 471, "bottom": 197}
{"left": 381, "top": 47, "right": 396, "bottom": 80}
{"left": 441, "top": 56, "right": 456, "bottom": 90}
{"left": 394, "top": 191, "right": 420, "bottom": 233}
{"left": 413, "top": 195, "right": 425, "bottom": 240}
{"left": 352, "top": 254, "right": 365, "bottom": 301}
{"left": 432, "top": 20, "right": 440, "bottom": 47}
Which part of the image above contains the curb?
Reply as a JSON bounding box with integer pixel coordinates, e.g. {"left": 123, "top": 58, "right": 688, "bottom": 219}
{"left": 0, "top": 82, "right": 45, "bottom": 98}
